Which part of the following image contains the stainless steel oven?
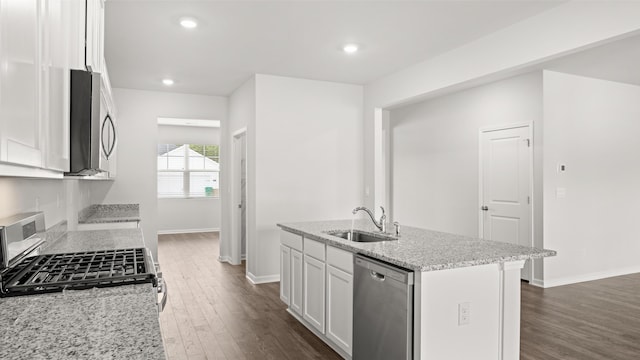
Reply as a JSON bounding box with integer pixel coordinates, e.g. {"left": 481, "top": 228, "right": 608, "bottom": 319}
{"left": 0, "top": 213, "right": 157, "bottom": 298}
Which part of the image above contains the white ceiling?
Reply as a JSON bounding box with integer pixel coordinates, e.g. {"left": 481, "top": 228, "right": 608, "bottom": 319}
{"left": 104, "top": 0, "right": 564, "bottom": 96}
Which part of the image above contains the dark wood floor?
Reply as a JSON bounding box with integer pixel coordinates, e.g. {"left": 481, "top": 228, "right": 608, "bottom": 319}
{"left": 159, "top": 232, "right": 640, "bottom": 360}
{"left": 521, "top": 272, "right": 640, "bottom": 360}
{"left": 158, "top": 232, "right": 342, "bottom": 360}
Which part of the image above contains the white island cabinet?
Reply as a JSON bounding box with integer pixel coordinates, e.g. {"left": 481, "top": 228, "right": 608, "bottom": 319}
{"left": 280, "top": 230, "right": 353, "bottom": 359}
{"left": 325, "top": 246, "right": 353, "bottom": 356}
{"left": 278, "top": 220, "right": 556, "bottom": 360}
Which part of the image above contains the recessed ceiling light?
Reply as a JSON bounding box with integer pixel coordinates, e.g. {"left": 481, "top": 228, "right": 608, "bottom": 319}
{"left": 180, "top": 17, "right": 198, "bottom": 29}
{"left": 343, "top": 44, "right": 359, "bottom": 54}
{"left": 162, "top": 78, "right": 174, "bottom": 86}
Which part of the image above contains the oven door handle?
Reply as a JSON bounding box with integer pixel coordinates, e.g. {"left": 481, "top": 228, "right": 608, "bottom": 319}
{"left": 157, "top": 277, "right": 168, "bottom": 313}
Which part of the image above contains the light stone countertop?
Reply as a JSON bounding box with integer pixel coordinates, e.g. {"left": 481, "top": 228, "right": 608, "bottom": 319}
{"left": 78, "top": 204, "right": 140, "bottom": 224}
{"left": 277, "top": 219, "right": 556, "bottom": 272}
{"left": 0, "top": 228, "right": 165, "bottom": 360}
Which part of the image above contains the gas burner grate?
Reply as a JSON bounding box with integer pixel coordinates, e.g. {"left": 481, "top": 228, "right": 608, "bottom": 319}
{"left": 0, "top": 248, "right": 156, "bottom": 297}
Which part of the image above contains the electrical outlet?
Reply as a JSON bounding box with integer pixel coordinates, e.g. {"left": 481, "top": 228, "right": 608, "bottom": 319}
{"left": 458, "top": 302, "right": 471, "bottom": 326}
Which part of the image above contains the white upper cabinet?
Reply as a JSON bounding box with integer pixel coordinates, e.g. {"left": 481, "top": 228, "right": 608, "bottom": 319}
{"left": 85, "top": 0, "right": 104, "bottom": 74}
{"left": 43, "top": 0, "right": 72, "bottom": 172}
{"left": 0, "top": 0, "right": 112, "bottom": 177}
{"left": 0, "top": 0, "right": 44, "bottom": 169}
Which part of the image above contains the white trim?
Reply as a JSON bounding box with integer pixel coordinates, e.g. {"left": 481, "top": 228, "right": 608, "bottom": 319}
{"left": 541, "top": 266, "right": 640, "bottom": 288}
{"left": 157, "top": 117, "right": 221, "bottom": 128}
{"left": 232, "top": 127, "right": 247, "bottom": 137}
{"left": 158, "top": 195, "right": 220, "bottom": 200}
{"left": 530, "top": 279, "right": 545, "bottom": 288}
{"left": 231, "top": 129, "right": 248, "bottom": 268}
{"left": 478, "top": 123, "right": 535, "bottom": 281}
{"left": 246, "top": 272, "right": 280, "bottom": 284}
{"left": 241, "top": 254, "right": 246, "bottom": 260}
{"left": 0, "top": 163, "right": 63, "bottom": 178}
{"left": 218, "top": 255, "right": 233, "bottom": 263}
{"left": 157, "top": 228, "right": 220, "bottom": 235}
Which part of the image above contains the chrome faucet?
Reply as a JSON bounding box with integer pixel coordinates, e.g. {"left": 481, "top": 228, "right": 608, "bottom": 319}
{"left": 352, "top": 206, "right": 387, "bottom": 233}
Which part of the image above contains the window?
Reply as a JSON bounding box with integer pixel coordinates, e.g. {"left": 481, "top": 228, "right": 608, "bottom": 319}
{"left": 157, "top": 144, "right": 220, "bottom": 198}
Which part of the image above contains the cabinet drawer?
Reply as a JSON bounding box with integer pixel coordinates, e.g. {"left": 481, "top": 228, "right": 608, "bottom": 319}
{"left": 327, "top": 246, "right": 353, "bottom": 274}
{"left": 304, "top": 237, "right": 325, "bottom": 261}
{"left": 281, "top": 230, "right": 303, "bottom": 251}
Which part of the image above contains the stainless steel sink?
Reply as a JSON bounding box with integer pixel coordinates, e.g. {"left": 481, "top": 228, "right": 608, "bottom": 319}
{"left": 326, "top": 230, "right": 397, "bottom": 243}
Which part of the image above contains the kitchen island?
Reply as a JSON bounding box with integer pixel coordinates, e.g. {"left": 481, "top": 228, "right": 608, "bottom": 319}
{"left": 0, "top": 228, "right": 165, "bottom": 360}
{"left": 277, "top": 219, "right": 555, "bottom": 360}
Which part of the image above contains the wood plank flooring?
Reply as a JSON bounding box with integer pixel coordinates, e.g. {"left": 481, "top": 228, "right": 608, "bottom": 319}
{"left": 158, "top": 232, "right": 342, "bottom": 360}
{"left": 159, "top": 232, "right": 640, "bottom": 360}
{"left": 520, "top": 273, "right": 640, "bottom": 360}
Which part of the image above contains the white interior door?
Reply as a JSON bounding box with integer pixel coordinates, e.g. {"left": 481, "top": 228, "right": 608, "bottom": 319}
{"left": 231, "top": 130, "right": 247, "bottom": 266}
{"left": 480, "top": 125, "right": 532, "bottom": 281}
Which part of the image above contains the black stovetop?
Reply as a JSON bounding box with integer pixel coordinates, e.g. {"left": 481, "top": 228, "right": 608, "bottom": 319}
{"left": 0, "top": 248, "right": 156, "bottom": 297}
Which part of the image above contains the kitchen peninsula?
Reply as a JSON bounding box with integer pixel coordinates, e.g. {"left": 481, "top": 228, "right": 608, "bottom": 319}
{"left": 277, "top": 219, "right": 556, "bottom": 360}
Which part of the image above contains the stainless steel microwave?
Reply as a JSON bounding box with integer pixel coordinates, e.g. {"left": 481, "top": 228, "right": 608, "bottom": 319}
{"left": 66, "top": 69, "right": 116, "bottom": 176}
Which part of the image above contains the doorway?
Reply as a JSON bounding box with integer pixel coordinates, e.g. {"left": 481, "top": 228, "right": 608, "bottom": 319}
{"left": 231, "top": 129, "right": 247, "bottom": 266}
{"left": 479, "top": 124, "right": 533, "bottom": 281}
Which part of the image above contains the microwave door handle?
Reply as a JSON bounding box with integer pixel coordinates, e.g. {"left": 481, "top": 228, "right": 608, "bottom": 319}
{"left": 101, "top": 114, "right": 110, "bottom": 159}
{"left": 106, "top": 115, "right": 117, "bottom": 158}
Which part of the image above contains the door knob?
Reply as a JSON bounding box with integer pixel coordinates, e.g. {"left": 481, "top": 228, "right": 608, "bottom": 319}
{"left": 481, "top": 206, "right": 489, "bottom": 211}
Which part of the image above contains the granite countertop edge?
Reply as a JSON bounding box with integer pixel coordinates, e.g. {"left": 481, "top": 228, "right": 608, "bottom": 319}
{"left": 78, "top": 204, "right": 141, "bottom": 224}
{"left": 277, "top": 220, "right": 556, "bottom": 272}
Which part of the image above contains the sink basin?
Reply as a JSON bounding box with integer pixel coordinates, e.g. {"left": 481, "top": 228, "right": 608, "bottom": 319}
{"left": 326, "top": 230, "right": 397, "bottom": 243}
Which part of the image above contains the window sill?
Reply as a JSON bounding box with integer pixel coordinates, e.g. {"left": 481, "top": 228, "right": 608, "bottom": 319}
{"left": 158, "top": 196, "right": 220, "bottom": 200}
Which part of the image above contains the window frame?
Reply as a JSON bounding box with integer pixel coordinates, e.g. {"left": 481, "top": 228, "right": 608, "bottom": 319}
{"left": 157, "top": 144, "right": 220, "bottom": 199}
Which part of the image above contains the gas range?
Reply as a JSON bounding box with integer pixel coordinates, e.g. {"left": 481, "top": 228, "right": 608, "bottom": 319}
{"left": 0, "top": 213, "right": 156, "bottom": 298}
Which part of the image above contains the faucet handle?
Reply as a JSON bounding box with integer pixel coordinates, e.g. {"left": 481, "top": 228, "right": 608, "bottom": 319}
{"left": 393, "top": 221, "right": 400, "bottom": 237}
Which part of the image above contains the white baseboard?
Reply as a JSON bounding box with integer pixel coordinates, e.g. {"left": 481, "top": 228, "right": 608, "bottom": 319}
{"left": 530, "top": 278, "right": 545, "bottom": 288}
{"left": 246, "top": 272, "right": 280, "bottom": 284}
{"left": 158, "top": 227, "right": 220, "bottom": 235}
{"left": 241, "top": 254, "right": 246, "bottom": 260}
{"left": 218, "top": 255, "right": 232, "bottom": 263}
{"left": 541, "top": 266, "right": 640, "bottom": 288}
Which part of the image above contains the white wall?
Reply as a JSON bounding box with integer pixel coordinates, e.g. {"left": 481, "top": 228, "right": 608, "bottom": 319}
{"left": 157, "top": 198, "right": 220, "bottom": 234}
{"left": 542, "top": 71, "right": 640, "bottom": 286}
{"left": 90, "top": 89, "right": 227, "bottom": 259}
{"left": 390, "top": 72, "right": 542, "bottom": 236}
{"left": 0, "top": 178, "right": 92, "bottom": 231}
{"left": 252, "top": 74, "right": 363, "bottom": 281}
{"left": 364, "top": 1, "right": 640, "bottom": 212}
{"left": 157, "top": 125, "right": 221, "bottom": 234}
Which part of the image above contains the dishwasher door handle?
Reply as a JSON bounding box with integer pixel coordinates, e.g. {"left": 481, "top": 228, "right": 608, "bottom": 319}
{"left": 370, "top": 270, "right": 386, "bottom": 282}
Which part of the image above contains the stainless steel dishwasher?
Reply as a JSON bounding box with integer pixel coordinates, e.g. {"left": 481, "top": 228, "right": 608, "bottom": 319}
{"left": 353, "top": 254, "right": 414, "bottom": 360}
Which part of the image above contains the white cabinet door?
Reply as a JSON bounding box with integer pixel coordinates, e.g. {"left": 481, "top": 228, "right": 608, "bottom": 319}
{"left": 326, "top": 264, "right": 353, "bottom": 355}
{"left": 0, "top": 0, "right": 43, "bottom": 168}
{"left": 303, "top": 254, "right": 325, "bottom": 334}
{"left": 85, "top": 0, "right": 104, "bottom": 73}
{"left": 66, "top": 0, "right": 85, "bottom": 70}
{"left": 42, "top": 0, "right": 70, "bottom": 171}
{"left": 291, "top": 249, "right": 303, "bottom": 315}
{"left": 280, "top": 245, "right": 291, "bottom": 305}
